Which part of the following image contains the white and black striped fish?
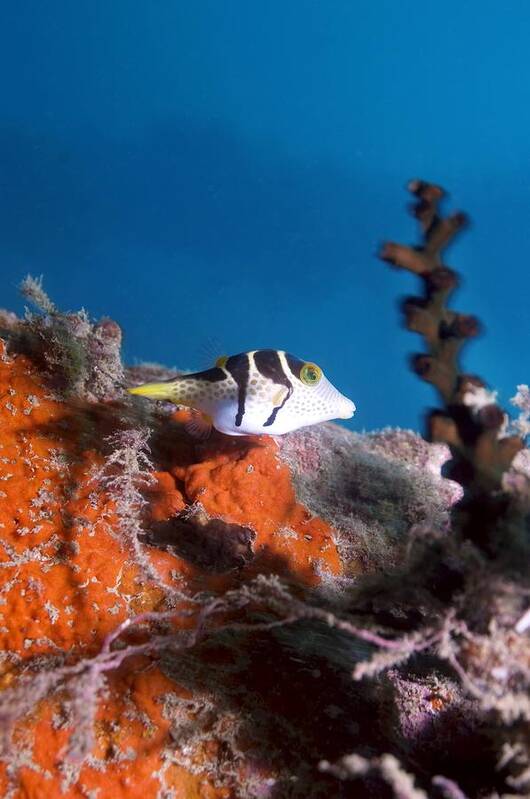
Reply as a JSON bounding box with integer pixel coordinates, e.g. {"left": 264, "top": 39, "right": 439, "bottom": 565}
{"left": 128, "top": 350, "right": 355, "bottom": 437}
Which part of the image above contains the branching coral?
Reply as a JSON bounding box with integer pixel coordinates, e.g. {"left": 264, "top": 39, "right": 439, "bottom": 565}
{"left": 381, "top": 180, "right": 527, "bottom": 554}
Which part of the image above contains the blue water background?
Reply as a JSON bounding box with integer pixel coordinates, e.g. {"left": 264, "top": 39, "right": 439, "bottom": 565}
{"left": 1, "top": 1, "right": 529, "bottom": 432}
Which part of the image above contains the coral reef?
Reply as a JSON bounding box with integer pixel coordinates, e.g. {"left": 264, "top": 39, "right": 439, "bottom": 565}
{"left": 0, "top": 182, "right": 528, "bottom": 799}
{"left": 381, "top": 183, "right": 526, "bottom": 555}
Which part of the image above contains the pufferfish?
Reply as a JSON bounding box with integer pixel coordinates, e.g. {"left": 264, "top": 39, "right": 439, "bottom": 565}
{"left": 128, "top": 349, "right": 355, "bottom": 437}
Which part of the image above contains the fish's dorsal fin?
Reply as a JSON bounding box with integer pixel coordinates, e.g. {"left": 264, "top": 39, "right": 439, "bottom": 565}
{"left": 216, "top": 355, "right": 228, "bottom": 368}
{"left": 194, "top": 335, "right": 227, "bottom": 371}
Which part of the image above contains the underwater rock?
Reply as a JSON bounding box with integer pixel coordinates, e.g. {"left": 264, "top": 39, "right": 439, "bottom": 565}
{"left": 0, "top": 255, "right": 528, "bottom": 799}
{"left": 278, "top": 423, "right": 461, "bottom": 573}
{"left": 0, "top": 331, "right": 464, "bottom": 798}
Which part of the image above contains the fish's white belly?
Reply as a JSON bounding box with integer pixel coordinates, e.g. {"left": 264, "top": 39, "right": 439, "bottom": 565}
{"left": 212, "top": 402, "right": 304, "bottom": 436}
{"left": 212, "top": 401, "right": 295, "bottom": 436}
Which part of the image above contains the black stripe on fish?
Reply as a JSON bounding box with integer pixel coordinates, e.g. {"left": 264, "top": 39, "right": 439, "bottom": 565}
{"left": 181, "top": 367, "right": 227, "bottom": 383}
{"left": 254, "top": 350, "right": 293, "bottom": 427}
{"left": 225, "top": 352, "right": 250, "bottom": 427}
{"left": 284, "top": 353, "right": 306, "bottom": 382}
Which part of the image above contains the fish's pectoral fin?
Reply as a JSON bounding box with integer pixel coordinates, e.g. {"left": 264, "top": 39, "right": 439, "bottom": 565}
{"left": 272, "top": 386, "right": 289, "bottom": 406}
{"left": 184, "top": 410, "right": 213, "bottom": 440}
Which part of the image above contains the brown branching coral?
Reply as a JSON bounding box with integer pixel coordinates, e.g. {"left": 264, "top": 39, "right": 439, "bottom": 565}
{"left": 381, "top": 180, "right": 527, "bottom": 554}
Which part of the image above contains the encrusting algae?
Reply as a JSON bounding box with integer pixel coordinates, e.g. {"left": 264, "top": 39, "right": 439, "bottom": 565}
{"left": 0, "top": 183, "right": 529, "bottom": 799}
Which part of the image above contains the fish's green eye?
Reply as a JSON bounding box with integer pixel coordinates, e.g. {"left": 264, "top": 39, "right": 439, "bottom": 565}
{"left": 300, "top": 362, "right": 322, "bottom": 386}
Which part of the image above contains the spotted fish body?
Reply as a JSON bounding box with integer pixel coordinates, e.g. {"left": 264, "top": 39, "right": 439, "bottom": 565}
{"left": 128, "top": 349, "right": 355, "bottom": 436}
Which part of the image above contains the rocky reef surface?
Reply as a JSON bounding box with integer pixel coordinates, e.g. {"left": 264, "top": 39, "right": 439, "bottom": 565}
{"left": 0, "top": 325, "right": 528, "bottom": 799}
{"left": 0, "top": 325, "right": 453, "bottom": 797}
{"left": 0, "top": 182, "right": 529, "bottom": 799}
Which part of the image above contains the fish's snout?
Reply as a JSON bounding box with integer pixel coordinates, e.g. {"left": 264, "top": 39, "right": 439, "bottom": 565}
{"left": 337, "top": 395, "right": 356, "bottom": 419}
